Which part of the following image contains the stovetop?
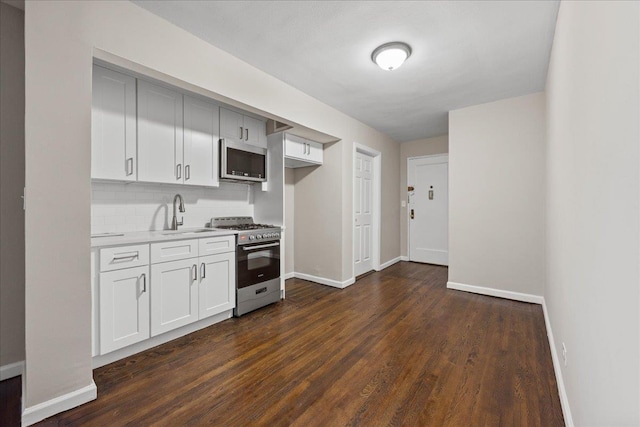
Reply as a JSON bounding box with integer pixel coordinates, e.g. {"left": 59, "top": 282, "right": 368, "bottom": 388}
{"left": 210, "top": 217, "right": 281, "bottom": 245}
{"left": 215, "top": 223, "right": 276, "bottom": 231}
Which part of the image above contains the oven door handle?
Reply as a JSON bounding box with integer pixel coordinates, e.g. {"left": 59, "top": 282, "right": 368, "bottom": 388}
{"left": 242, "top": 242, "right": 280, "bottom": 251}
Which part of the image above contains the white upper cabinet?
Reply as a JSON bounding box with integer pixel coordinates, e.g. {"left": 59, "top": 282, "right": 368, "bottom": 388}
{"left": 137, "top": 80, "right": 184, "bottom": 184}
{"left": 243, "top": 115, "right": 265, "bottom": 147}
{"left": 91, "top": 65, "right": 137, "bottom": 181}
{"left": 220, "top": 107, "right": 266, "bottom": 148}
{"left": 219, "top": 107, "right": 244, "bottom": 141}
{"left": 284, "top": 133, "right": 323, "bottom": 168}
{"left": 184, "top": 96, "right": 220, "bottom": 187}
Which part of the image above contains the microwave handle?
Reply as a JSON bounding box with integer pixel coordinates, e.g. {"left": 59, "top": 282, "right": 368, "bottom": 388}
{"left": 242, "top": 242, "right": 280, "bottom": 251}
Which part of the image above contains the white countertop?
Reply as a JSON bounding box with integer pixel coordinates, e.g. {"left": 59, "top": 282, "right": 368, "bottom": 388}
{"left": 91, "top": 228, "right": 238, "bottom": 248}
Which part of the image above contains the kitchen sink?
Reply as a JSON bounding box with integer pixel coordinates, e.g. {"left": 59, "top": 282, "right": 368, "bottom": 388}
{"left": 161, "top": 228, "right": 213, "bottom": 236}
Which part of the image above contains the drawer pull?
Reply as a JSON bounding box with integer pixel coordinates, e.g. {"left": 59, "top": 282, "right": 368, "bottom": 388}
{"left": 112, "top": 253, "right": 139, "bottom": 261}
{"left": 141, "top": 273, "right": 146, "bottom": 292}
{"left": 256, "top": 287, "right": 267, "bottom": 295}
{"left": 192, "top": 264, "right": 197, "bottom": 282}
{"left": 201, "top": 262, "right": 206, "bottom": 279}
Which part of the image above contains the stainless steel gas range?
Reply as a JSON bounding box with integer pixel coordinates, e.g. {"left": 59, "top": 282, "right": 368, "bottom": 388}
{"left": 211, "top": 217, "right": 281, "bottom": 316}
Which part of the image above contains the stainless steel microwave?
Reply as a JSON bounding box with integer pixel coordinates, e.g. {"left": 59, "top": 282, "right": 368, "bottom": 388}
{"left": 220, "top": 139, "right": 267, "bottom": 183}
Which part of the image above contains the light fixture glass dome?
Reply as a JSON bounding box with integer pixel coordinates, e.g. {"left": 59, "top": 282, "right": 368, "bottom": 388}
{"left": 372, "top": 42, "right": 412, "bottom": 71}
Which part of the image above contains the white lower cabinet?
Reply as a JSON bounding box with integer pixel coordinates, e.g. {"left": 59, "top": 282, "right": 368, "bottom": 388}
{"left": 150, "top": 258, "right": 199, "bottom": 336}
{"left": 99, "top": 266, "right": 150, "bottom": 354}
{"left": 95, "top": 236, "right": 236, "bottom": 358}
{"left": 199, "top": 252, "right": 236, "bottom": 319}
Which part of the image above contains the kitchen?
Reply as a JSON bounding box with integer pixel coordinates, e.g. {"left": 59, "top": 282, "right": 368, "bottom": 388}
{"left": 90, "top": 60, "right": 328, "bottom": 365}
{"left": 1, "top": 2, "right": 637, "bottom": 427}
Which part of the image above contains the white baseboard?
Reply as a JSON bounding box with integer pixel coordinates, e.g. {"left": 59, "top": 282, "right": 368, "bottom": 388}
{"left": 293, "top": 272, "right": 354, "bottom": 289}
{"left": 283, "top": 272, "right": 295, "bottom": 280}
{"left": 542, "top": 299, "right": 574, "bottom": 427}
{"left": 22, "top": 381, "right": 97, "bottom": 426}
{"left": 377, "top": 256, "right": 401, "bottom": 271}
{"left": 400, "top": 256, "right": 409, "bottom": 261}
{"left": 0, "top": 360, "right": 24, "bottom": 380}
{"left": 446, "top": 281, "right": 544, "bottom": 305}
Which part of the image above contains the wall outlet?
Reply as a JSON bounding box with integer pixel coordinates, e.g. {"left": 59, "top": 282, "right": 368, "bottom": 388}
{"left": 562, "top": 342, "right": 567, "bottom": 366}
{"left": 401, "top": 200, "right": 406, "bottom": 208}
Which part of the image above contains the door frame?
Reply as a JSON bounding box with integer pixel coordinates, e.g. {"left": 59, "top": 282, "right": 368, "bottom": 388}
{"left": 407, "top": 154, "right": 449, "bottom": 261}
{"left": 353, "top": 143, "right": 382, "bottom": 277}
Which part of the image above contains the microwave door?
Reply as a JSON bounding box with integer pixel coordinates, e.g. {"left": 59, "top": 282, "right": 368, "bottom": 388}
{"left": 220, "top": 139, "right": 267, "bottom": 182}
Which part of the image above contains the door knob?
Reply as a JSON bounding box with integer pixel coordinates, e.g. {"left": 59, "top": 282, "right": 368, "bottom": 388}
{"left": 410, "top": 209, "right": 414, "bottom": 219}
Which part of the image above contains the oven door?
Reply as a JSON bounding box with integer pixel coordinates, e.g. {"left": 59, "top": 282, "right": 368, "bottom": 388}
{"left": 237, "top": 241, "right": 280, "bottom": 289}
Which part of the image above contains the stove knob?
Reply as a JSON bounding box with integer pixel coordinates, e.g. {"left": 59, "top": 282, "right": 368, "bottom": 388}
{"left": 275, "top": 233, "right": 279, "bottom": 238}
{"left": 266, "top": 233, "right": 272, "bottom": 238}
{"left": 249, "top": 235, "right": 255, "bottom": 240}
{"left": 256, "top": 234, "right": 262, "bottom": 239}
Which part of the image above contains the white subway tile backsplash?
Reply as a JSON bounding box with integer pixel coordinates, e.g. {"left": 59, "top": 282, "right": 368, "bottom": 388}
{"left": 91, "top": 181, "right": 254, "bottom": 233}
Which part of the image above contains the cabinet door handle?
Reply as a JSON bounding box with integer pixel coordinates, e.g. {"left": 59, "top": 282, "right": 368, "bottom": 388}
{"left": 185, "top": 165, "right": 190, "bottom": 180}
{"left": 141, "top": 273, "right": 146, "bottom": 293}
{"left": 192, "top": 264, "right": 197, "bottom": 282}
{"left": 176, "top": 164, "right": 182, "bottom": 180}
{"left": 239, "top": 126, "right": 244, "bottom": 139}
{"left": 126, "top": 157, "right": 134, "bottom": 176}
{"left": 201, "top": 262, "right": 206, "bottom": 279}
{"left": 245, "top": 128, "right": 249, "bottom": 141}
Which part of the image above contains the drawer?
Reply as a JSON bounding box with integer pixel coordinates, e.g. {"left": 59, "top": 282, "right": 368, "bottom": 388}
{"left": 151, "top": 239, "right": 198, "bottom": 263}
{"left": 199, "top": 235, "right": 235, "bottom": 256}
{"left": 100, "top": 244, "right": 149, "bottom": 272}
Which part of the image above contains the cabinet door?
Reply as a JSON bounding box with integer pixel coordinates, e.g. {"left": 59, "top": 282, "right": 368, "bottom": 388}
{"left": 138, "top": 80, "right": 184, "bottom": 184}
{"left": 243, "top": 115, "right": 267, "bottom": 148}
{"left": 306, "top": 140, "right": 323, "bottom": 164}
{"left": 99, "top": 266, "right": 150, "bottom": 354}
{"left": 199, "top": 253, "right": 236, "bottom": 319}
{"left": 184, "top": 96, "right": 219, "bottom": 187}
{"left": 151, "top": 258, "right": 199, "bottom": 336}
{"left": 92, "top": 65, "right": 137, "bottom": 181}
{"left": 284, "top": 134, "right": 308, "bottom": 161}
{"left": 219, "top": 107, "right": 244, "bottom": 141}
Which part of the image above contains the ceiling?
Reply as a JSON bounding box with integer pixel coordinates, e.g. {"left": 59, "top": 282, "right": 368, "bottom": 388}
{"left": 133, "top": 1, "right": 559, "bottom": 142}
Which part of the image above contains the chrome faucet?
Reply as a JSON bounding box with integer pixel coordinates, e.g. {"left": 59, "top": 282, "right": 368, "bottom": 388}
{"left": 171, "top": 194, "right": 185, "bottom": 230}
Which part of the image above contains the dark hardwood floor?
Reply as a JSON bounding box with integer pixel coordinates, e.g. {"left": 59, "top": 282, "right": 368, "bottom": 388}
{"left": 1, "top": 262, "right": 563, "bottom": 426}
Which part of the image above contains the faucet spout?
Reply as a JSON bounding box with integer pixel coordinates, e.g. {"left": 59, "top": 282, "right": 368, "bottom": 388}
{"left": 171, "top": 194, "right": 185, "bottom": 230}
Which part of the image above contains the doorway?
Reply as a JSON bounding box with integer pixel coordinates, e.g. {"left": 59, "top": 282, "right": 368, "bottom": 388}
{"left": 407, "top": 155, "right": 448, "bottom": 265}
{"left": 353, "top": 144, "right": 381, "bottom": 278}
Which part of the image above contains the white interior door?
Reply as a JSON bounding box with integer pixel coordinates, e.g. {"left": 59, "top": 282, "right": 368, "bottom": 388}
{"left": 408, "top": 155, "right": 448, "bottom": 265}
{"left": 354, "top": 151, "right": 374, "bottom": 276}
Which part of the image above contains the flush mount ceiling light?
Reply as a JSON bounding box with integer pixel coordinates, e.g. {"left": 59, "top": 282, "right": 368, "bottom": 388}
{"left": 371, "top": 42, "right": 412, "bottom": 71}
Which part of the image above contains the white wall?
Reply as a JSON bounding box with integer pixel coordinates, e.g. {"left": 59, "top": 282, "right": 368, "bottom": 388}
{"left": 91, "top": 182, "right": 253, "bottom": 234}
{"left": 449, "top": 92, "right": 546, "bottom": 297}
{"left": 400, "top": 135, "right": 448, "bottom": 258}
{"left": 284, "top": 168, "right": 295, "bottom": 275}
{"left": 0, "top": 2, "right": 25, "bottom": 372}
{"left": 24, "top": 0, "right": 399, "bottom": 414}
{"left": 545, "top": 1, "right": 639, "bottom": 425}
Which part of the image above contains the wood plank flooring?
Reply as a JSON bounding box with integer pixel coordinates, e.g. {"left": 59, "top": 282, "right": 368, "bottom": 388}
{"left": 4, "top": 262, "right": 563, "bottom": 426}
